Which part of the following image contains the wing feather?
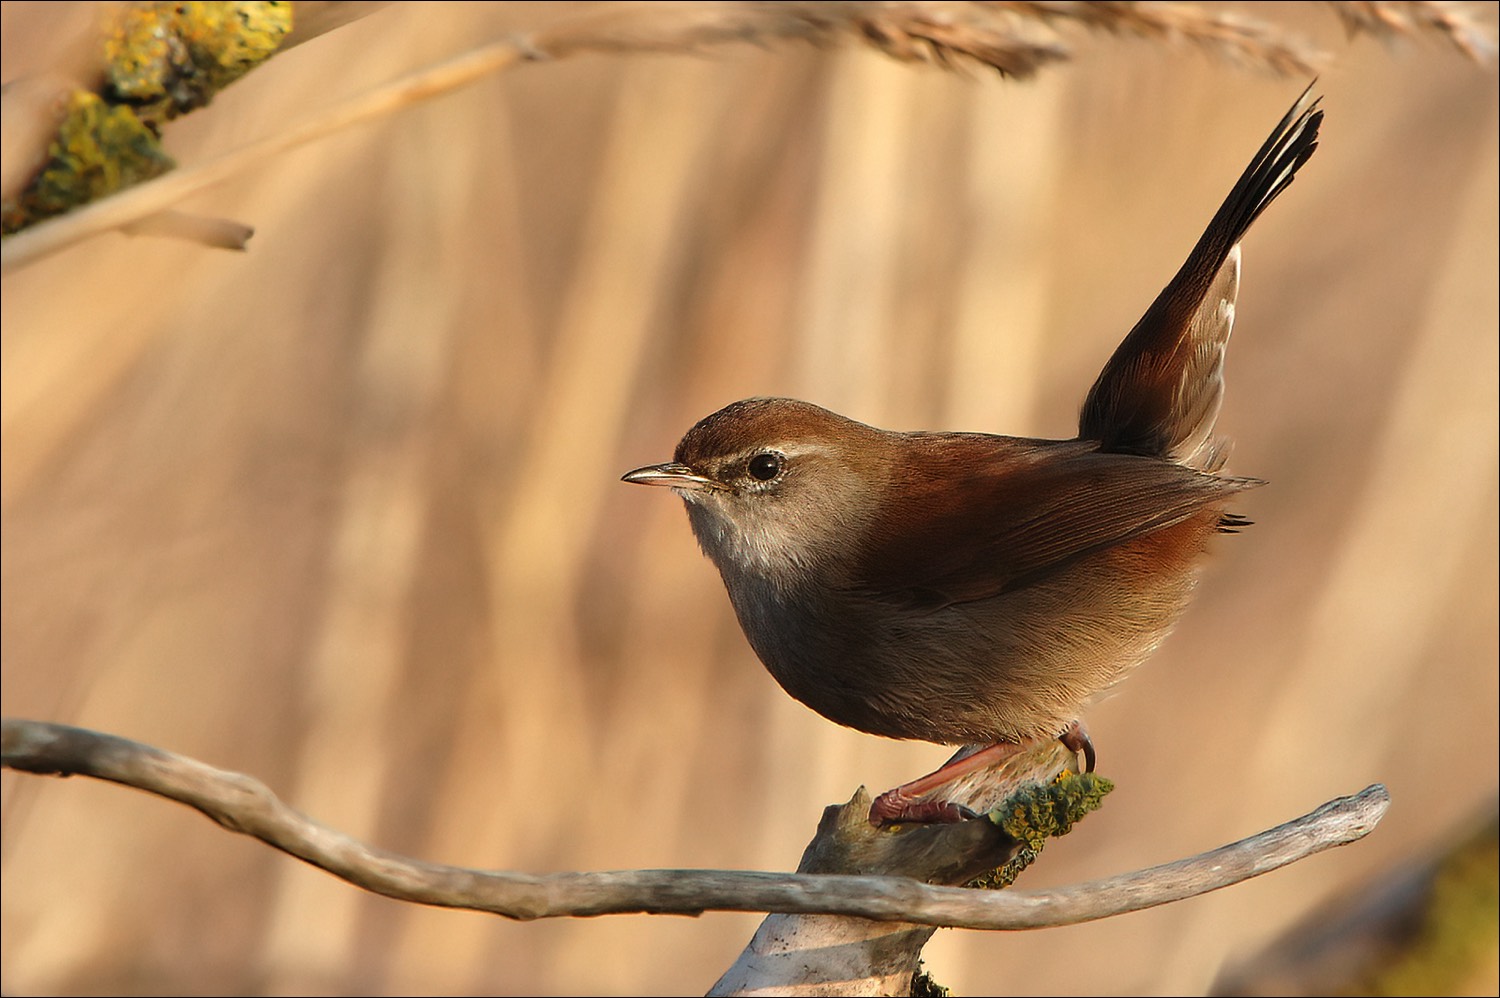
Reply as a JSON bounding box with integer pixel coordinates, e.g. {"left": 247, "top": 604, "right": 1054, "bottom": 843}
{"left": 846, "top": 436, "right": 1256, "bottom": 609}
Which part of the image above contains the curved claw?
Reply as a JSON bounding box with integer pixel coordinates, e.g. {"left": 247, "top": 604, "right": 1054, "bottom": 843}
{"left": 1059, "top": 719, "right": 1097, "bottom": 773}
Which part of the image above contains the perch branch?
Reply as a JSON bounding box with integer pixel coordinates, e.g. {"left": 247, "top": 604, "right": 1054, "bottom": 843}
{"left": 711, "top": 742, "right": 1110, "bottom": 995}
{"left": 2, "top": 718, "right": 1389, "bottom": 929}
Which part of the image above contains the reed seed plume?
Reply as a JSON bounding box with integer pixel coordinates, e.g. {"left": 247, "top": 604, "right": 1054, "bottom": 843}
{"left": 529, "top": 1, "right": 1322, "bottom": 78}
{"left": 1329, "top": 0, "right": 1497, "bottom": 63}
{"left": 525, "top": 2, "right": 1492, "bottom": 79}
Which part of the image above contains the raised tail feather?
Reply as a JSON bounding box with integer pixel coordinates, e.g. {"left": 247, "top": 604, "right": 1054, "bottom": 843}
{"left": 1078, "top": 85, "right": 1323, "bottom": 468}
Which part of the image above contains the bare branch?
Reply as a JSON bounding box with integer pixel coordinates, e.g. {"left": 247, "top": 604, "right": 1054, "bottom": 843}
{"left": 1212, "top": 802, "right": 1500, "bottom": 996}
{"left": 2, "top": 717, "right": 1389, "bottom": 930}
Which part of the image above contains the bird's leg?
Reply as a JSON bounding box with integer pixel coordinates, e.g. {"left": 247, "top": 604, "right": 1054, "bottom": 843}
{"left": 868, "top": 742, "right": 1019, "bottom": 826}
{"left": 1059, "top": 718, "right": 1097, "bottom": 773}
{"left": 869, "top": 722, "right": 1099, "bottom": 827}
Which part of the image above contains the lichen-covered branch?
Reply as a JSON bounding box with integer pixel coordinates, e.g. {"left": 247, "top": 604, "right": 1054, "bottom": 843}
{"left": 1, "top": 2, "right": 294, "bottom": 236}
{"left": 712, "top": 744, "right": 1112, "bottom": 996}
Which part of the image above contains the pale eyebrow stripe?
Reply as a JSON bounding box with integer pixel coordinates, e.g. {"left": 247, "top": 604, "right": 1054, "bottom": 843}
{"left": 729, "top": 441, "right": 836, "bottom": 464}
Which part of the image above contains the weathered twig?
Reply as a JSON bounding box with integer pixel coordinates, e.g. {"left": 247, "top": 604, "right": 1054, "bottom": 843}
{"left": 1212, "top": 803, "right": 1499, "bottom": 996}
{"left": 2, "top": 717, "right": 1389, "bottom": 930}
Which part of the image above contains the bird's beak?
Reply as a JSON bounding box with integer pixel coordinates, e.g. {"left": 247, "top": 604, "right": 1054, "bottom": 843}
{"left": 621, "top": 462, "right": 716, "bottom": 492}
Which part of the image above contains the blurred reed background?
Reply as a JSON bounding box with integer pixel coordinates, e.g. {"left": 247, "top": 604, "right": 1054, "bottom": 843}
{"left": 2, "top": 2, "right": 1496, "bottom": 995}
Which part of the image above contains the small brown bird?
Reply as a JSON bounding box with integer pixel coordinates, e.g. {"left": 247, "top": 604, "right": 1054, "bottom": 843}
{"left": 624, "top": 88, "right": 1322, "bottom": 825}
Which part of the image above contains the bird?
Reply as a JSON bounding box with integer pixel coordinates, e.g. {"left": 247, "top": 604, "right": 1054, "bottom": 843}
{"left": 623, "top": 86, "right": 1323, "bottom": 825}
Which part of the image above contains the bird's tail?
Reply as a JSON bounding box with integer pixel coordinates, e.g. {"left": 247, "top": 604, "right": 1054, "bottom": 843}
{"left": 1078, "top": 85, "right": 1323, "bottom": 468}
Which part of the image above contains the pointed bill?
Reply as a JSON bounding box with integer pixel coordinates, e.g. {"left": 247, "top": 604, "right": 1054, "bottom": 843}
{"left": 621, "top": 462, "right": 716, "bottom": 492}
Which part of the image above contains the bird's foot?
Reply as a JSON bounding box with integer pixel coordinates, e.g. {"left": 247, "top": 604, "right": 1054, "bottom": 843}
{"left": 868, "top": 789, "right": 978, "bottom": 827}
{"left": 869, "top": 729, "right": 1099, "bottom": 827}
{"left": 867, "top": 740, "right": 1026, "bottom": 827}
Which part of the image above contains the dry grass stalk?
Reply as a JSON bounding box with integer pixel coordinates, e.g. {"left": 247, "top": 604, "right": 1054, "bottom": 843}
{"left": 4, "top": 1, "right": 1494, "bottom": 272}
{"left": 1005, "top": 0, "right": 1326, "bottom": 75}
{"left": 529, "top": 1, "right": 1071, "bottom": 77}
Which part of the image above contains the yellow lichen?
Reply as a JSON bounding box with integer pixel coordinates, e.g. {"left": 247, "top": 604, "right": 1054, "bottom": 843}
{"left": 1, "top": 91, "right": 173, "bottom": 235}
{"left": 104, "top": 1, "right": 294, "bottom": 126}
{"left": 966, "top": 772, "right": 1114, "bottom": 889}
{"left": 4, "top": 1, "right": 293, "bottom": 235}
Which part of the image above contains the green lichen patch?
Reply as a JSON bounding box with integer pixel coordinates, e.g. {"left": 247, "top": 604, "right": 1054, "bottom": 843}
{"left": 1, "top": 91, "right": 174, "bottom": 235}
{"left": 966, "top": 771, "right": 1113, "bottom": 890}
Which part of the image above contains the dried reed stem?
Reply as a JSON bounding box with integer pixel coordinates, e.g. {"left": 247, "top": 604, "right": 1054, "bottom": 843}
{"left": 4, "top": 1, "right": 1491, "bottom": 273}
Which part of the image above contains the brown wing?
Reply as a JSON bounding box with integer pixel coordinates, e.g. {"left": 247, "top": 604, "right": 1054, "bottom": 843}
{"left": 844, "top": 435, "right": 1256, "bottom": 610}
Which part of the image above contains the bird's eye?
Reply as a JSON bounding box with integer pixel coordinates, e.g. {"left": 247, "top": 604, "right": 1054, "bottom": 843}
{"left": 747, "top": 452, "right": 783, "bottom": 482}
